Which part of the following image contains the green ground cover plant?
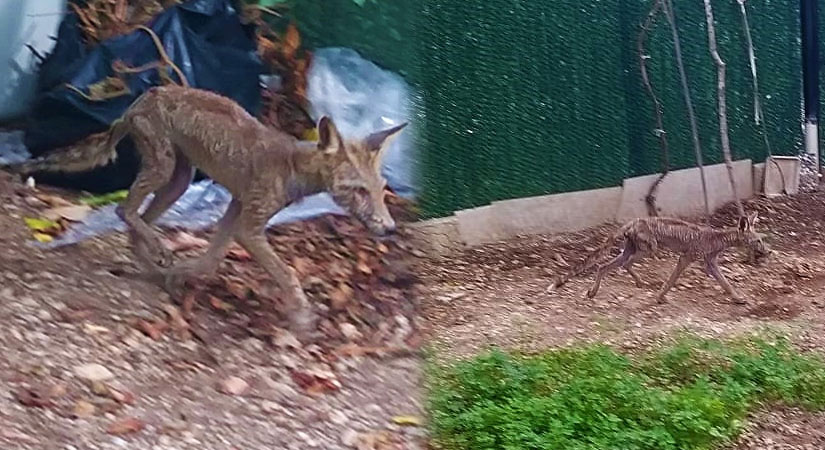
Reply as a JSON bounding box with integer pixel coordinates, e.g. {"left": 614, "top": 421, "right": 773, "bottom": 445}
{"left": 427, "top": 336, "right": 825, "bottom": 450}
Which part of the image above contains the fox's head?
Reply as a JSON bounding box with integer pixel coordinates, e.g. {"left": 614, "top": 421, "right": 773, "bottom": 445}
{"left": 737, "top": 211, "right": 770, "bottom": 262}
{"left": 316, "top": 116, "right": 407, "bottom": 236}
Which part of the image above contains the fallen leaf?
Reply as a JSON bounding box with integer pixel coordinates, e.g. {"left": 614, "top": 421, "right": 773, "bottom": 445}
{"left": 227, "top": 245, "right": 252, "bottom": 261}
{"left": 289, "top": 370, "right": 340, "bottom": 396}
{"left": 32, "top": 232, "right": 54, "bottom": 243}
{"left": 329, "top": 283, "right": 354, "bottom": 310}
{"left": 34, "top": 193, "right": 74, "bottom": 207}
{"left": 23, "top": 217, "right": 61, "bottom": 233}
{"left": 292, "top": 256, "right": 314, "bottom": 276}
{"left": 15, "top": 384, "right": 61, "bottom": 408}
{"left": 71, "top": 400, "right": 96, "bottom": 418}
{"left": 162, "top": 231, "right": 209, "bottom": 253}
{"left": 106, "top": 417, "right": 145, "bottom": 435}
{"left": 91, "top": 381, "right": 109, "bottom": 396}
{"left": 42, "top": 204, "right": 92, "bottom": 222}
{"left": 109, "top": 388, "right": 136, "bottom": 405}
{"left": 208, "top": 295, "right": 235, "bottom": 312}
{"left": 79, "top": 190, "right": 128, "bottom": 207}
{"left": 391, "top": 415, "right": 423, "bottom": 427}
{"left": 135, "top": 319, "right": 166, "bottom": 340}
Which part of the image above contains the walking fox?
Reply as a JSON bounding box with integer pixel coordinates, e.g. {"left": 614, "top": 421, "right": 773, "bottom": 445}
{"left": 4, "top": 85, "right": 407, "bottom": 339}
{"left": 550, "top": 214, "right": 769, "bottom": 303}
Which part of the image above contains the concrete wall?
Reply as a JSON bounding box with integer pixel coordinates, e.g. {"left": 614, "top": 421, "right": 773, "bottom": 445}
{"left": 411, "top": 159, "right": 778, "bottom": 252}
{"left": 455, "top": 187, "right": 622, "bottom": 247}
{"left": 616, "top": 159, "right": 752, "bottom": 221}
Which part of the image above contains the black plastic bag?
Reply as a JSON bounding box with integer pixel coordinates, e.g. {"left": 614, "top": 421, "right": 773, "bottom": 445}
{"left": 23, "top": 0, "right": 263, "bottom": 192}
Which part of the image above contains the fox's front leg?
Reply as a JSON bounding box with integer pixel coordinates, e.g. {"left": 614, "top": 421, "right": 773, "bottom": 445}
{"left": 233, "top": 203, "right": 317, "bottom": 338}
{"left": 236, "top": 232, "right": 317, "bottom": 336}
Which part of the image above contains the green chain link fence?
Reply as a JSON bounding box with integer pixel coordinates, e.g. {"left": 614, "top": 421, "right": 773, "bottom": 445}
{"left": 292, "top": 0, "right": 802, "bottom": 219}
{"left": 414, "top": 0, "right": 801, "bottom": 218}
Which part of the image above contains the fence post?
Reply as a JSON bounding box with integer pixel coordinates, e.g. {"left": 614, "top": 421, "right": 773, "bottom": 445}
{"left": 801, "top": 0, "right": 820, "bottom": 183}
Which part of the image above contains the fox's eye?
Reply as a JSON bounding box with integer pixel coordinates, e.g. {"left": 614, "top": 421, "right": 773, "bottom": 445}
{"left": 354, "top": 187, "right": 370, "bottom": 198}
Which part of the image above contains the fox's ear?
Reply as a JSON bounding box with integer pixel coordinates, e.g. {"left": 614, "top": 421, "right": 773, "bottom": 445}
{"left": 318, "top": 116, "right": 343, "bottom": 154}
{"left": 748, "top": 211, "right": 759, "bottom": 226}
{"left": 366, "top": 122, "right": 407, "bottom": 169}
{"left": 366, "top": 122, "right": 407, "bottom": 153}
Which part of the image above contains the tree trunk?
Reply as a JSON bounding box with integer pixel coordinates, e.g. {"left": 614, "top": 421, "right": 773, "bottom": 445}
{"left": 703, "top": 0, "right": 745, "bottom": 217}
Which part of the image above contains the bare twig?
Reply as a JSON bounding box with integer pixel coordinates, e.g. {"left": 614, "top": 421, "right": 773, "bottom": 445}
{"left": 703, "top": 0, "right": 744, "bottom": 217}
{"left": 663, "top": 0, "right": 710, "bottom": 217}
{"left": 736, "top": 0, "right": 787, "bottom": 195}
{"left": 638, "top": 0, "right": 670, "bottom": 217}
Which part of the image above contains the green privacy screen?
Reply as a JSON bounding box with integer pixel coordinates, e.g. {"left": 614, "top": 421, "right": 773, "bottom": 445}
{"left": 292, "top": 0, "right": 802, "bottom": 219}
{"left": 414, "top": 0, "right": 802, "bottom": 218}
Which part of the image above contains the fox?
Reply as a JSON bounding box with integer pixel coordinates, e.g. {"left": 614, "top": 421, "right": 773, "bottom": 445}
{"left": 549, "top": 213, "right": 769, "bottom": 304}
{"left": 4, "top": 85, "right": 407, "bottom": 339}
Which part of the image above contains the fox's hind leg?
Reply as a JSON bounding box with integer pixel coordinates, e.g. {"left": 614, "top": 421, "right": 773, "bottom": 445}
{"left": 115, "top": 116, "right": 177, "bottom": 268}
{"left": 586, "top": 241, "right": 637, "bottom": 298}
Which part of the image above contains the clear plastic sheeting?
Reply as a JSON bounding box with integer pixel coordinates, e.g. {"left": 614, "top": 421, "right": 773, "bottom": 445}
{"left": 307, "top": 47, "right": 417, "bottom": 199}
{"left": 43, "top": 183, "right": 347, "bottom": 248}
{"left": 0, "top": 47, "right": 415, "bottom": 248}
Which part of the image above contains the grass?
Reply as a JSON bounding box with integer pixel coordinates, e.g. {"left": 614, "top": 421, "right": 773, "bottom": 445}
{"left": 426, "top": 335, "right": 825, "bottom": 450}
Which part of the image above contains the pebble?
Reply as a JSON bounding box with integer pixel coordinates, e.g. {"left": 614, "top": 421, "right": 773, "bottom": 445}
{"left": 74, "top": 363, "right": 114, "bottom": 382}
{"left": 218, "top": 376, "right": 250, "bottom": 396}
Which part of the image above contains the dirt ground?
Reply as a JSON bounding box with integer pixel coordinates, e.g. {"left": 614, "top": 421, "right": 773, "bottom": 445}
{"left": 418, "top": 192, "right": 825, "bottom": 450}
{"left": 0, "top": 171, "right": 425, "bottom": 450}
{"left": 7, "top": 164, "right": 825, "bottom": 450}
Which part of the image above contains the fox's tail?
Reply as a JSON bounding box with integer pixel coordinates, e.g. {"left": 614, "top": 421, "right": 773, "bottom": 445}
{"left": 3, "top": 118, "right": 129, "bottom": 176}
{"left": 550, "top": 221, "right": 635, "bottom": 290}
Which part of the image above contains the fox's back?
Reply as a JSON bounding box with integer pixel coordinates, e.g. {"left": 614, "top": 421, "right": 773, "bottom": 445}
{"left": 629, "top": 217, "right": 725, "bottom": 255}
{"left": 129, "top": 86, "right": 296, "bottom": 188}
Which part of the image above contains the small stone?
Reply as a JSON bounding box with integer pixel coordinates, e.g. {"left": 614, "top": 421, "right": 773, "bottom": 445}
{"left": 339, "top": 323, "right": 362, "bottom": 341}
{"left": 74, "top": 364, "right": 114, "bottom": 382}
{"left": 329, "top": 409, "right": 348, "bottom": 425}
{"left": 341, "top": 429, "right": 360, "bottom": 447}
{"left": 218, "top": 376, "right": 249, "bottom": 396}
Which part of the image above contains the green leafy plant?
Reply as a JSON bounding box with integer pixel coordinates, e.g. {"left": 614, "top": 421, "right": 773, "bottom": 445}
{"left": 427, "top": 336, "right": 825, "bottom": 450}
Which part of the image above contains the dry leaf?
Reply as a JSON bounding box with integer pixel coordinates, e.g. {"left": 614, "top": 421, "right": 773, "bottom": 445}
{"left": 163, "top": 231, "right": 208, "bottom": 252}
{"left": 35, "top": 193, "right": 74, "bottom": 207}
{"left": 32, "top": 232, "right": 54, "bottom": 243}
{"left": 72, "top": 400, "right": 96, "bottom": 419}
{"left": 208, "top": 295, "right": 234, "bottom": 312}
{"left": 42, "top": 204, "right": 92, "bottom": 222}
{"left": 227, "top": 245, "right": 252, "bottom": 261}
{"left": 329, "top": 283, "right": 354, "bottom": 310}
{"left": 135, "top": 319, "right": 166, "bottom": 340}
{"left": 391, "top": 415, "right": 423, "bottom": 427}
{"left": 15, "top": 383, "right": 63, "bottom": 408}
{"left": 289, "top": 370, "right": 340, "bottom": 396}
{"left": 106, "top": 417, "right": 145, "bottom": 435}
{"left": 291, "top": 256, "right": 313, "bottom": 276}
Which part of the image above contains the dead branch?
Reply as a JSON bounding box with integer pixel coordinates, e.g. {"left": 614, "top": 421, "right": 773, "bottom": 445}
{"left": 638, "top": 0, "right": 670, "bottom": 217}
{"left": 663, "top": 0, "right": 710, "bottom": 217}
{"left": 703, "top": 0, "right": 745, "bottom": 217}
{"left": 736, "top": 0, "right": 787, "bottom": 195}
